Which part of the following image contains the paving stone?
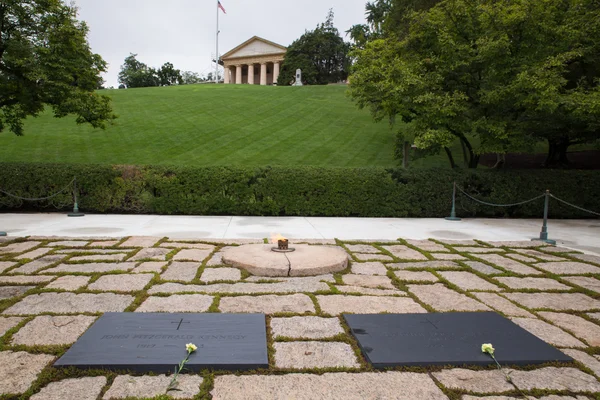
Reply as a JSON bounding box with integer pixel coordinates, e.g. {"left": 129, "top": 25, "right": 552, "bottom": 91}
{"left": 206, "top": 251, "right": 226, "bottom": 266}
{"left": 462, "top": 396, "right": 587, "bottom": 400}
{"left": 354, "top": 253, "right": 394, "bottom": 262}
{"left": 206, "top": 239, "right": 264, "bottom": 245}
{"left": 3, "top": 293, "right": 133, "bottom": 315}
{"left": 453, "top": 247, "right": 503, "bottom": 253}
{"left": 473, "top": 254, "right": 543, "bottom": 275}
{"left": 0, "top": 275, "right": 53, "bottom": 284}
{"left": 588, "top": 312, "right": 600, "bottom": 321}
{"left": 471, "top": 293, "right": 534, "bottom": 317}
{"left": 274, "top": 342, "right": 359, "bottom": 369}
{"left": 495, "top": 277, "right": 571, "bottom": 291}
{"left": 0, "top": 351, "right": 55, "bottom": 395}
{"left": 119, "top": 236, "right": 161, "bottom": 247}
{"left": 382, "top": 245, "right": 428, "bottom": 260}
{"left": 69, "top": 253, "right": 127, "bottom": 262}
{"left": 394, "top": 271, "right": 438, "bottom": 282}
{"left": 342, "top": 274, "right": 394, "bottom": 289}
{"left": 433, "top": 369, "right": 513, "bottom": 393}
{"left": 103, "top": 374, "right": 203, "bottom": 399}
{"left": 88, "top": 240, "right": 120, "bottom": 247}
{"left": 136, "top": 294, "right": 213, "bottom": 312}
{"left": 31, "top": 377, "right": 107, "bottom": 400}
{"left": 350, "top": 262, "right": 387, "bottom": 275}
{"left": 10, "top": 254, "right": 65, "bottom": 274}
{"left": 173, "top": 249, "right": 212, "bottom": 262}
{"left": 48, "top": 241, "right": 89, "bottom": 247}
{"left": 244, "top": 275, "right": 335, "bottom": 283}
{"left": 430, "top": 253, "right": 466, "bottom": 260}
{"left": 405, "top": 240, "right": 449, "bottom": 252}
{"left": 161, "top": 262, "right": 200, "bottom": 281}
{"left": 129, "top": 247, "right": 171, "bottom": 261}
{"left": 570, "top": 253, "right": 600, "bottom": 264}
{"left": 133, "top": 261, "right": 167, "bottom": 273}
{"left": 542, "top": 247, "right": 581, "bottom": 253}
{"left": 317, "top": 295, "right": 425, "bottom": 315}
{"left": 293, "top": 239, "right": 337, "bottom": 245}
{"left": 335, "top": 285, "right": 403, "bottom": 296}
{"left": 387, "top": 260, "right": 461, "bottom": 269}
{"left": 212, "top": 371, "right": 447, "bottom": 400}
{"left": 510, "top": 367, "right": 600, "bottom": 392}
{"left": 0, "top": 286, "right": 35, "bottom": 300}
{"left": 0, "top": 241, "right": 41, "bottom": 254}
{"left": 345, "top": 244, "right": 381, "bottom": 254}
{"left": 201, "top": 267, "right": 242, "bottom": 282}
{"left": 562, "top": 276, "right": 600, "bottom": 293}
{"left": 12, "top": 315, "right": 97, "bottom": 345}
{"left": 511, "top": 318, "right": 586, "bottom": 348}
{"left": 219, "top": 294, "right": 314, "bottom": 314}
{"left": 271, "top": 316, "right": 344, "bottom": 339}
{"left": 45, "top": 275, "right": 90, "bottom": 291}
{"left": 55, "top": 249, "right": 126, "bottom": 254}
{"left": 0, "top": 261, "right": 16, "bottom": 273}
{"left": 0, "top": 317, "right": 24, "bottom": 337}
{"left": 561, "top": 349, "right": 600, "bottom": 377}
{"left": 44, "top": 262, "right": 136, "bottom": 273}
{"left": 15, "top": 247, "right": 52, "bottom": 260}
{"left": 516, "top": 249, "right": 565, "bottom": 261}
{"left": 438, "top": 271, "right": 501, "bottom": 291}
{"left": 438, "top": 239, "right": 480, "bottom": 246}
{"left": 149, "top": 280, "right": 330, "bottom": 295}
{"left": 463, "top": 261, "right": 503, "bottom": 275}
{"left": 538, "top": 312, "right": 600, "bottom": 346}
{"left": 504, "top": 293, "right": 600, "bottom": 311}
{"left": 487, "top": 241, "right": 549, "bottom": 248}
{"left": 161, "top": 242, "right": 215, "bottom": 250}
{"left": 88, "top": 274, "right": 154, "bottom": 292}
{"left": 505, "top": 253, "right": 539, "bottom": 263}
{"left": 535, "top": 262, "right": 600, "bottom": 275}
{"left": 408, "top": 284, "right": 490, "bottom": 311}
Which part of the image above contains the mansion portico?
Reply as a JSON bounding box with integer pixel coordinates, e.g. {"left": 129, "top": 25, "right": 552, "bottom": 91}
{"left": 221, "top": 36, "right": 287, "bottom": 85}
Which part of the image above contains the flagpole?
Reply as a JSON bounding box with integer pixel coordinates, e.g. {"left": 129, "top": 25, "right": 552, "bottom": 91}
{"left": 215, "top": 0, "right": 219, "bottom": 83}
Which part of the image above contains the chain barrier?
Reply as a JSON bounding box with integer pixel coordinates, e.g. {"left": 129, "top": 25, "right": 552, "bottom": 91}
{"left": 456, "top": 185, "right": 546, "bottom": 207}
{"left": 549, "top": 194, "right": 600, "bottom": 217}
{"left": 0, "top": 178, "right": 76, "bottom": 202}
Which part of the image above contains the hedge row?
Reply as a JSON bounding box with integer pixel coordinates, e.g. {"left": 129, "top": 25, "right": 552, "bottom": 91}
{"left": 0, "top": 163, "right": 598, "bottom": 218}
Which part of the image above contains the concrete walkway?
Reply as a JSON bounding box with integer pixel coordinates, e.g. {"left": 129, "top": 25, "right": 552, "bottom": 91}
{"left": 1, "top": 213, "right": 598, "bottom": 254}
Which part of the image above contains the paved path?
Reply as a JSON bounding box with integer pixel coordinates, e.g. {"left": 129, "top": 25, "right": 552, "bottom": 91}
{"left": 1, "top": 236, "right": 599, "bottom": 399}
{"left": 1, "top": 213, "right": 599, "bottom": 254}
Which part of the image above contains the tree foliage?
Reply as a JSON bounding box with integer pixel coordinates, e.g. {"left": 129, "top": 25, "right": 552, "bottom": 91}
{"left": 118, "top": 54, "right": 160, "bottom": 88}
{"left": 157, "top": 62, "right": 182, "bottom": 86}
{"left": 0, "top": 0, "right": 116, "bottom": 135}
{"left": 278, "top": 10, "right": 351, "bottom": 86}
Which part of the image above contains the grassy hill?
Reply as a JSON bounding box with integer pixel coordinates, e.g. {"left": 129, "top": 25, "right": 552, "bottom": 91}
{"left": 0, "top": 84, "right": 397, "bottom": 167}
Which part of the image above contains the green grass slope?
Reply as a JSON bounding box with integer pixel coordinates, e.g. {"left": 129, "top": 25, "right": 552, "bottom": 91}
{"left": 0, "top": 84, "right": 397, "bottom": 167}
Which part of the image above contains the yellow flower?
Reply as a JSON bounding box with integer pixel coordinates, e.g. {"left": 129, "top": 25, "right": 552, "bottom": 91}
{"left": 186, "top": 343, "right": 198, "bottom": 353}
{"left": 481, "top": 343, "right": 495, "bottom": 355}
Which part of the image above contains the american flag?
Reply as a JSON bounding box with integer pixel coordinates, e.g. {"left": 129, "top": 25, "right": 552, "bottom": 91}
{"left": 218, "top": 0, "right": 226, "bottom": 14}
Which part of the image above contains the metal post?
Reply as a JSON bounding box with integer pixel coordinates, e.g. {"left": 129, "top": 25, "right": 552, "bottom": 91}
{"left": 445, "top": 182, "right": 461, "bottom": 221}
{"left": 215, "top": 0, "right": 219, "bottom": 83}
{"left": 68, "top": 178, "right": 84, "bottom": 217}
{"left": 532, "top": 190, "right": 556, "bottom": 245}
{"left": 0, "top": 231, "right": 6, "bottom": 237}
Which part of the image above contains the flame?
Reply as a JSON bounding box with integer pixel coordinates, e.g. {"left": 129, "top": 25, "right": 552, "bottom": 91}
{"left": 271, "top": 233, "right": 287, "bottom": 244}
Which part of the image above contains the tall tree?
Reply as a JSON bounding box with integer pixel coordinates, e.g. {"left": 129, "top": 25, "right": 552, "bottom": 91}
{"left": 181, "top": 71, "right": 202, "bottom": 85}
{"left": 0, "top": 0, "right": 116, "bottom": 135}
{"left": 118, "top": 54, "right": 159, "bottom": 88}
{"left": 157, "top": 62, "right": 182, "bottom": 86}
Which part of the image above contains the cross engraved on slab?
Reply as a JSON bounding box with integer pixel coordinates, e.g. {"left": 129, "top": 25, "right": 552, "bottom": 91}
{"left": 420, "top": 317, "right": 438, "bottom": 330}
{"left": 171, "top": 318, "right": 190, "bottom": 330}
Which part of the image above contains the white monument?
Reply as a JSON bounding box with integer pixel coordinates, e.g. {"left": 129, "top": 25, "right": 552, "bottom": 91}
{"left": 294, "top": 69, "right": 303, "bottom": 86}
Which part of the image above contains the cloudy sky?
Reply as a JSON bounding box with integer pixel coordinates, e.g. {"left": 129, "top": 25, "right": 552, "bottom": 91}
{"left": 71, "top": 0, "right": 369, "bottom": 87}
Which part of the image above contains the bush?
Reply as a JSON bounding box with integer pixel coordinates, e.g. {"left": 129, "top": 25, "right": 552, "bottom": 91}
{"left": 0, "top": 163, "right": 598, "bottom": 218}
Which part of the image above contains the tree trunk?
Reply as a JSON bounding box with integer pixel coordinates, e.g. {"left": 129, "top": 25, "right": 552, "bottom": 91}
{"left": 444, "top": 147, "right": 457, "bottom": 169}
{"left": 402, "top": 141, "right": 410, "bottom": 168}
{"left": 460, "top": 140, "right": 469, "bottom": 166}
{"left": 492, "top": 153, "right": 506, "bottom": 169}
{"left": 544, "top": 137, "right": 571, "bottom": 167}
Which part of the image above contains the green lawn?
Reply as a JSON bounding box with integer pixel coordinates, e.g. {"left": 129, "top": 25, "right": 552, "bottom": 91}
{"left": 0, "top": 84, "right": 398, "bottom": 167}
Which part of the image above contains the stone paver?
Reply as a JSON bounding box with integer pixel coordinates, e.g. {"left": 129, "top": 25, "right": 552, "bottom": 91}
{"left": 571, "top": 253, "right": 600, "bottom": 264}
{"left": 118, "top": 236, "right": 161, "bottom": 247}
{"left": 438, "top": 271, "right": 500, "bottom": 291}
{"left": 274, "top": 342, "right": 359, "bottom": 369}
{"left": 136, "top": 294, "right": 213, "bottom": 312}
{"left": 471, "top": 293, "right": 534, "bottom": 317}
{"left": 394, "top": 271, "right": 438, "bottom": 282}
{"left": 211, "top": 372, "right": 447, "bottom": 400}
{"left": 219, "top": 294, "right": 314, "bottom": 314}
{"left": 173, "top": 248, "right": 212, "bottom": 261}
{"left": 0, "top": 316, "right": 24, "bottom": 337}
{"left": 88, "top": 240, "right": 120, "bottom": 247}
{"left": 430, "top": 253, "right": 466, "bottom": 260}
{"left": 69, "top": 253, "right": 127, "bottom": 262}
{"left": 405, "top": 240, "right": 448, "bottom": 252}
{"left": 161, "top": 262, "right": 200, "bottom": 281}
{"left": 15, "top": 247, "right": 52, "bottom": 260}
{"left": 538, "top": 312, "right": 600, "bottom": 346}
{"left": 504, "top": 293, "right": 600, "bottom": 311}
{"left": 104, "top": 374, "right": 203, "bottom": 399}
{"left": 130, "top": 247, "right": 171, "bottom": 261}
{"left": 133, "top": 261, "right": 167, "bottom": 273}
{"left": 335, "top": 285, "right": 402, "bottom": 296}
{"left": 439, "top": 239, "right": 480, "bottom": 246}
{"left": 346, "top": 244, "right": 380, "bottom": 253}
{"left": 342, "top": 274, "right": 394, "bottom": 289}
{"left": 201, "top": 267, "right": 242, "bottom": 282}
{"left": 0, "top": 275, "right": 53, "bottom": 284}
{"left": 0, "top": 286, "right": 35, "bottom": 300}
{"left": 505, "top": 253, "right": 539, "bottom": 263}
{"left": 317, "top": 295, "right": 425, "bottom": 314}
{"left": 271, "top": 316, "right": 344, "bottom": 339}
{"left": 206, "top": 251, "right": 226, "bottom": 266}
{"left": 462, "top": 397, "right": 588, "bottom": 400}
{"left": 510, "top": 367, "right": 600, "bottom": 392}
{"left": 31, "top": 377, "right": 107, "bottom": 400}
{"left": 3, "top": 293, "right": 134, "bottom": 315}
{"left": 562, "top": 349, "right": 600, "bottom": 377}
{"left": 408, "top": 284, "right": 490, "bottom": 312}
{"left": 463, "top": 261, "right": 502, "bottom": 275}
{"left": 0, "top": 241, "right": 41, "bottom": 254}
{"left": 452, "top": 247, "right": 503, "bottom": 253}
{"left": 45, "top": 275, "right": 91, "bottom": 290}
{"left": 588, "top": 312, "right": 600, "bottom": 321}
{"left": 149, "top": 280, "right": 329, "bottom": 295}
{"left": 473, "top": 254, "right": 542, "bottom": 275}
{"left": 44, "top": 262, "right": 136, "bottom": 273}
{"left": 354, "top": 253, "right": 394, "bottom": 262}
{"left": 535, "top": 262, "right": 600, "bottom": 275}
{"left": 495, "top": 277, "right": 571, "bottom": 291}
{"left": 12, "top": 315, "right": 97, "bottom": 345}
{"left": 48, "top": 240, "right": 89, "bottom": 247}
{"left": 55, "top": 249, "right": 124, "bottom": 254}
{"left": 433, "top": 369, "right": 513, "bottom": 393}
{"left": 283, "top": 245, "right": 350, "bottom": 277}
{"left": 382, "top": 245, "right": 428, "bottom": 260}
{"left": 511, "top": 318, "right": 586, "bottom": 348}
{"left": 88, "top": 274, "right": 153, "bottom": 292}
{"left": 161, "top": 242, "right": 215, "bottom": 250}
{"left": 0, "top": 261, "right": 16, "bottom": 273}
{"left": 562, "top": 276, "right": 600, "bottom": 293}
{"left": 487, "top": 241, "right": 549, "bottom": 248}
{"left": 516, "top": 249, "right": 565, "bottom": 261}
{"left": 387, "top": 261, "right": 461, "bottom": 269}
{"left": 350, "top": 262, "right": 387, "bottom": 275}
{"left": 10, "top": 255, "right": 65, "bottom": 274}
{"left": 0, "top": 351, "right": 54, "bottom": 395}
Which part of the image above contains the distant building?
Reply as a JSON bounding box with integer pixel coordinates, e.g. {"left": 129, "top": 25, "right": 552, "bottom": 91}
{"left": 222, "top": 36, "right": 286, "bottom": 85}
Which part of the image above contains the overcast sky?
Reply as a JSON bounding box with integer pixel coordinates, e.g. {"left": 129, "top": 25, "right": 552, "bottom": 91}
{"left": 71, "top": 0, "right": 369, "bottom": 87}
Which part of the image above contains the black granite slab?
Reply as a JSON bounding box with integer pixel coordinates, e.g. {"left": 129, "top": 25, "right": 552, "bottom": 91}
{"left": 344, "top": 312, "right": 572, "bottom": 368}
{"left": 55, "top": 313, "right": 268, "bottom": 372}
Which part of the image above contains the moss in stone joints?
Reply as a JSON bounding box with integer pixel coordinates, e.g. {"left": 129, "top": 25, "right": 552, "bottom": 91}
{"left": 0, "top": 315, "right": 34, "bottom": 351}
{"left": 207, "top": 295, "right": 221, "bottom": 313}
{"left": 306, "top": 293, "right": 323, "bottom": 316}
{"left": 196, "top": 373, "right": 215, "bottom": 400}
{"left": 123, "top": 292, "right": 150, "bottom": 312}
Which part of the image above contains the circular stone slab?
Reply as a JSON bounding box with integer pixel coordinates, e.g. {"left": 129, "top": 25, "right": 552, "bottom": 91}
{"left": 222, "top": 244, "right": 348, "bottom": 277}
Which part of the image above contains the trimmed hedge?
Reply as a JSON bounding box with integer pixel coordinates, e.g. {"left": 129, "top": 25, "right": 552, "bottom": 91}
{"left": 0, "top": 163, "right": 598, "bottom": 218}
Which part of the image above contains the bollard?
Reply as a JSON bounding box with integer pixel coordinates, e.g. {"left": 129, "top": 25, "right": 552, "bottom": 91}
{"left": 0, "top": 231, "right": 6, "bottom": 237}
{"left": 445, "top": 182, "right": 462, "bottom": 221}
{"left": 531, "top": 190, "right": 556, "bottom": 245}
{"left": 68, "top": 178, "right": 85, "bottom": 217}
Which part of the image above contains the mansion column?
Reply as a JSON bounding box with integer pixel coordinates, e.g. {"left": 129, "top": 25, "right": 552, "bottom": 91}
{"left": 273, "top": 62, "right": 281, "bottom": 85}
{"left": 260, "top": 63, "right": 267, "bottom": 86}
{"left": 224, "top": 66, "right": 230, "bottom": 84}
{"left": 248, "top": 64, "right": 255, "bottom": 85}
{"left": 236, "top": 65, "right": 243, "bottom": 85}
